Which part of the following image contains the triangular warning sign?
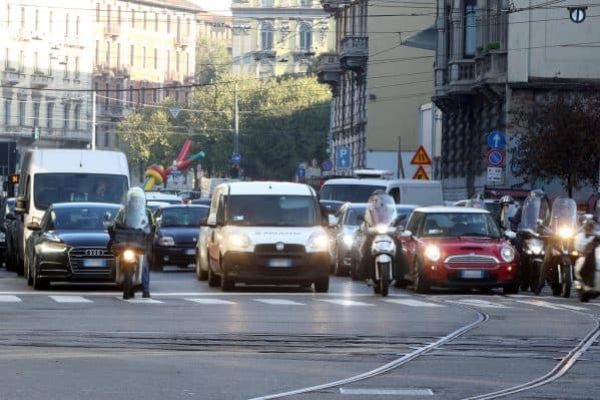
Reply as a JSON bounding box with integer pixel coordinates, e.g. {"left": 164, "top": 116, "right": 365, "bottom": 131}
{"left": 410, "top": 145, "right": 432, "bottom": 165}
{"left": 412, "top": 166, "right": 430, "bottom": 180}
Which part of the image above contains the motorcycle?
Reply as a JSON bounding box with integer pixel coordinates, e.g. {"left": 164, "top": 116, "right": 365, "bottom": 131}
{"left": 574, "top": 216, "right": 600, "bottom": 302}
{"left": 540, "top": 197, "right": 578, "bottom": 298}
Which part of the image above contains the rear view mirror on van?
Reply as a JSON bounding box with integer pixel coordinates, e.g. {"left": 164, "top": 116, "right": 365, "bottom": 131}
{"left": 14, "top": 196, "right": 27, "bottom": 215}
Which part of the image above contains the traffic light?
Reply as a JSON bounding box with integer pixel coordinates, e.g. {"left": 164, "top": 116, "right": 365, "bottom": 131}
{"left": 9, "top": 174, "right": 19, "bottom": 184}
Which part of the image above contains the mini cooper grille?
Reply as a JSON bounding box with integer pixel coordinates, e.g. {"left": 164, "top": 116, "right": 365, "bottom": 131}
{"left": 445, "top": 255, "right": 498, "bottom": 264}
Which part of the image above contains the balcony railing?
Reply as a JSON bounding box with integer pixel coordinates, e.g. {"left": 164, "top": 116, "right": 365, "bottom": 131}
{"left": 340, "top": 35, "right": 368, "bottom": 72}
{"left": 316, "top": 52, "right": 341, "bottom": 88}
{"left": 475, "top": 51, "right": 507, "bottom": 85}
{"left": 98, "top": 104, "right": 124, "bottom": 119}
{"left": 1, "top": 69, "right": 23, "bottom": 85}
{"left": 31, "top": 72, "right": 52, "bottom": 88}
{"left": 320, "top": 0, "right": 350, "bottom": 13}
{"left": 447, "top": 60, "right": 476, "bottom": 93}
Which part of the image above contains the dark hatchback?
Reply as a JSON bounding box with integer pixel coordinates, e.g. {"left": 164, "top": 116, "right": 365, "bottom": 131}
{"left": 25, "top": 203, "right": 121, "bottom": 289}
{"left": 151, "top": 205, "right": 209, "bottom": 271}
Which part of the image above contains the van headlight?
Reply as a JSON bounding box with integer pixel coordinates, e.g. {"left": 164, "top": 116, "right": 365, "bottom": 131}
{"left": 308, "top": 232, "right": 330, "bottom": 252}
{"left": 36, "top": 242, "right": 68, "bottom": 254}
{"left": 228, "top": 233, "right": 252, "bottom": 250}
{"left": 123, "top": 249, "right": 136, "bottom": 263}
{"left": 342, "top": 234, "right": 355, "bottom": 248}
{"left": 158, "top": 236, "right": 175, "bottom": 246}
{"left": 424, "top": 245, "right": 441, "bottom": 262}
{"left": 501, "top": 246, "right": 515, "bottom": 262}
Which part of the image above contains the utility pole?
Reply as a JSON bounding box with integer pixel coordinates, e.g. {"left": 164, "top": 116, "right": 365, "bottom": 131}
{"left": 91, "top": 90, "right": 96, "bottom": 150}
{"left": 234, "top": 84, "right": 239, "bottom": 155}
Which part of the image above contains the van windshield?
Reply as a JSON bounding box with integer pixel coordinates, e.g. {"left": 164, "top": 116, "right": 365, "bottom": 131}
{"left": 34, "top": 173, "right": 128, "bottom": 210}
{"left": 319, "top": 184, "right": 385, "bottom": 202}
{"left": 227, "top": 195, "right": 320, "bottom": 227}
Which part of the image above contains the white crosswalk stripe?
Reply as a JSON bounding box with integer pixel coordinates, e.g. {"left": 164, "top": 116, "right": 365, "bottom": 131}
{"left": 0, "top": 295, "right": 22, "bottom": 302}
{"left": 384, "top": 298, "right": 444, "bottom": 307}
{"left": 448, "top": 299, "right": 509, "bottom": 309}
{"left": 318, "top": 299, "right": 373, "bottom": 307}
{"left": 185, "top": 298, "right": 236, "bottom": 305}
{"left": 254, "top": 299, "right": 305, "bottom": 306}
{"left": 49, "top": 295, "right": 93, "bottom": 304}
{"left": 515, "top": 299, "right": 564, "bottom": 310}
{"left": 119, "top": 297, "right": 164, "bottom": 304}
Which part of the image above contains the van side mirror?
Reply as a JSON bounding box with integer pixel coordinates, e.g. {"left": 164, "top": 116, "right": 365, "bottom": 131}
{"left": 27, "top": 221, "right": 41, "bottom": 231}
{"left": 14, "top": 196, "right": 27, "bottom": 215}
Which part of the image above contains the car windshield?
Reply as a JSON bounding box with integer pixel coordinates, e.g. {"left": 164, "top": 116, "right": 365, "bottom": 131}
{"left": 420, "top": 212, "right": 501, "bottom": 238}
{"left": 319, "top": 184, "right": 386, "bottom": 202}
{"left": 484, "top": 202, "right": 501, "bottom": 220}
{"left": 396, "top": 206, "right": 416, "bottom": 225}
{"left": 160, "top": 207, "right": 209, "bottom": 227}
{"left": 34, "top": 173, "right": 128, "bottom": 211}
{"left": 344, "top": 206, "right": 367, "bottom": 226}
{"left": 227, "top": 195, "right": 319, "bottom": 227}
{"left": 49, "top": 205, "right": 120, "bottom": 231}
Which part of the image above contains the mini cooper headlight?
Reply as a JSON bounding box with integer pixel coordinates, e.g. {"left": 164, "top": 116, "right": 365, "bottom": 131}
{"left": 424, "top": 245, "right": 441, "bottom": 262}
{"left": 501, "top": 245, "right": 515, "bottom": 262}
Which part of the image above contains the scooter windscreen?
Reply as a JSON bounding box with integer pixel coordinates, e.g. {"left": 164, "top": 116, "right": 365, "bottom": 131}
{"left": 124, "top": 188, "right": 150, "bottom": 233}
{"left": 550, "top": 197, "right": 578, "bottom": 236}
{"left": 364, "top": 193, "right": 397, "bottom": 230}
{"left": 519, "top": 196, "right": 543, "bottom": 232}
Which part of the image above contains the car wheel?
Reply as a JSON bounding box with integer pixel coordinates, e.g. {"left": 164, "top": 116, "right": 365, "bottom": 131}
{"left": 314, "top": 277, "right": 329, "bottom": 293}
{"left": 220, "top": 263, "right": 234, "bottom": 292}
{"left": 503, "top": 280, "right": 519, "bottom": 295}
{"left": 207, "top": 264, "right": 220, "bottom": 287}
{"left": 196, "top": 254, "right": 208, "bottom": 281}
{"left": 414, "top": 259, "right": 430, "bottom": 294}
{"left": 32, "top": 256, "right": 49, "bottom": 290}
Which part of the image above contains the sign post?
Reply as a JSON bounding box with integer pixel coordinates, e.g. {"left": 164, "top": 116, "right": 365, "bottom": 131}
{"left": 336, "top": 146, "right": 351, "bottom": 171}
{"left": 485, "top": 131, "right": 507, "bottom": 186}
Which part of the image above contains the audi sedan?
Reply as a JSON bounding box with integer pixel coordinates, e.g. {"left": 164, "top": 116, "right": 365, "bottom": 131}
{"left": 399, "top": 207, "right": 519, "bottom": 294}
{"left": 24, "top": 203, "right": 121, "bottom": 289}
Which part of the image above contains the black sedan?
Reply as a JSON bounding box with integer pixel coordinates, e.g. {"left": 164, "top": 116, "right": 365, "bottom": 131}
{"left": 151, "top": 205, "right": 209, "bottom": 272}
{"left": 25, "top": 203, "right": 121, "bottom": 289}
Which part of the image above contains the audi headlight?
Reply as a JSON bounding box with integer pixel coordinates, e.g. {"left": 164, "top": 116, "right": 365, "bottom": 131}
{"left": 308, "top": 232, "right": 330, "bottom": 252}
{"left": 228, "top": 233, "right": 252, "bottom": 250}
{"left": 158, "top": 236, "right": 175, "bottom": 246}
{"left": 558, "top": 226, "right": 574, "bottom": 239}
{"left": 424, "top": 245, "right": 441, "bottom": 262}
{"left": 501, "top": 246, "right": 515, "bottom": 262}
{"left": 37, "top": 242, "right": 68, "bottom": 254}
{"left": 123, "top": 249, "right": 137, "bottom": 263}
{"left": 342, "top": 234, "right": 355, "bottom": 248}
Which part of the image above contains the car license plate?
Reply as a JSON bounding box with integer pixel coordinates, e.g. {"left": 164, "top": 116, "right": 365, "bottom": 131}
{"left": 186, "top": 249, "right": 196, "bottom": 255}
{"left": 268, "top": 259, "right": 292, "bottom": 267}
{"left": 461, "top": 270, "right": 484, "bottom": 279}
{"left": 82, "top": 259, "right": 107, "bottom": 268}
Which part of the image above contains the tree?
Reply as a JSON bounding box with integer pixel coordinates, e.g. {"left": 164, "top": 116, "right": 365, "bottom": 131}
{"left": 510, "top": 92, "right": 600, "bottom": 197}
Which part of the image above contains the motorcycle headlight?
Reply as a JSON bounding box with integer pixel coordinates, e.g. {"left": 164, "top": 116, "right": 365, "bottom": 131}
{"left": 123, "top": 249, "right": 136, "bottom": 263}
{"left": 375, "top": 224, "right": 388, "bottom": 234}
{"left": 36, "top": 242, "right": 68, "bottom": 254}
{"left": 342, "top": 234, "right": 355, "bottom": 248}
{"left": 501, "top": 245, "right": 515, "bottom": 262}
{"left": 158, "top": 236, "right": 175, "bottom": 246}
{"left": 308, "top": 232, "right": 330, "bottom": 252}
{"left": 424, "top": 245, "right": 441, "bottom": 262}
{"left": 228, "top": 233, "right": 252, "bottom": 250}
{"left": 372, "top": 238, "right": 396, "bottom": 255}
{"left": 558, "top": 226, "right": 574, "bottom": 239}
{"left": 530, "top": 244, "right": 544, "bottom": 255}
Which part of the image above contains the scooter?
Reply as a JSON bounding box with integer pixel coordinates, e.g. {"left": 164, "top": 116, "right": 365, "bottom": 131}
{"left": 574, "top": 225, "right": 600, "bottom": 303}
{"left": 541, "top": 226, "right": 576, "bottom": 298}
{"left": 110, "top": 229, "right": 146, "bottom": 299}
{"left": 369, "top": 227, "right": 396, "bottom": 297}
{"left": 515, "top": 230, "right": 545, "bottom": 292}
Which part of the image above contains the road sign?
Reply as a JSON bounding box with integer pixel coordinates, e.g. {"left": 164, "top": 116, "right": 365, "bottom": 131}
{"left": 322, "top": 159, "right": 333, "bottom": 172}
{"left": 296, "top": 165, "right": 306, "bottom": 178}
{"left": 231, "top": 152, "right": 241, "bottom": 165}
{"left": 169, "top": 107, "right": 182, "bottom": 119}
{"left": 486, "top": 149, "right": 505, "bottom": 167}
{"left": 412, "top": 166, "right": 430, "bottom": 180}
{"left": 569, "top": 7, "right": 586, "bottom": 23}
{"left": 487, "top": 131, "right": 506, "bottom": 149}
{"left": 487, "top": 167, "right": 504, "bottom": 184}
{"left": 410, "top": 146, "right": 432, "bottom": 165}
{"left": 336, "top": 146, "right": 351, "bottom": 170}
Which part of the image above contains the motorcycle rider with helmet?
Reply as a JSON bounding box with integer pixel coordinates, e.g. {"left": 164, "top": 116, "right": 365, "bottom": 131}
{"left": 574, "top": 214, "right": 600, "bottom": 302}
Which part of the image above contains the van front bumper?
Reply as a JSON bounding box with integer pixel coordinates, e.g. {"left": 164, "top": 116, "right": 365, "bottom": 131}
{"left": 222, "top": 251, "right": 330, "bottom": 284}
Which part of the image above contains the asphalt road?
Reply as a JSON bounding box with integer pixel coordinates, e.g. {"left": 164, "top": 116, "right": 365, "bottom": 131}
{"left": 0, "top": 266, "right": 598, "bottom": 400}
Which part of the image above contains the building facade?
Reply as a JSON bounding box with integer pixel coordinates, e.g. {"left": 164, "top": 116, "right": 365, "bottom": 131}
{"left": 231, "top": 0, "right": 334, "bottom": 78}
{"left": 0, "top": 0, "right": 95, "bottom": 175}
{"left": 433, "top": 0, "right": 600, "bottom": 201}
{"left": 93, "top": 0, "right": 200, "bottom": 149}
{"left": 317, "top": 0, "right": 437, "bottom": 177}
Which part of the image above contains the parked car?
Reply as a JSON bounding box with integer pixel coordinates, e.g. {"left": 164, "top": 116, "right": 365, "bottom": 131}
{"left": 151, "top": 205, "right": 210, "bottom": 272}
{"left": 331, "top": 203, "right": 367, "bottom": 276}
{"left": 0, "top": 197, "right": 15, "bottom": 268}
{"left": 399, "top": 206, "right": 519, "bottom": 294}
{"left": 24, "top": 203, "right": 121, "bottom": 289}
{"left": 147, "top": 201, "right": 171, "bottom": 212}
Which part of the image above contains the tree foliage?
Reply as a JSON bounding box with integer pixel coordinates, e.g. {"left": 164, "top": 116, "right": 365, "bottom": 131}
{"left": 510, "top": 92, "right": 600, "bottom": 197}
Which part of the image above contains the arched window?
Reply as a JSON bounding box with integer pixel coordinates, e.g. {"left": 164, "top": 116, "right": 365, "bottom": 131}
{"left": 299, "top": 22, "right": 312, "bottom": 51}
{"left": 260, "top": 22, "right": 273, "bottom": 50}
{"left": 463, "top": 0, "right": 477, "bottom": 58}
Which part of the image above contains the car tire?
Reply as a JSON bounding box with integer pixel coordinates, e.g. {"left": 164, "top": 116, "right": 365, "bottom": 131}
{"left": 196, "top": 254, "right": 208, "bottom": 281}
{"left": 502, "top": 280, "right": 519, "bottom": 295}
{"left": 314, "top": 277, "right": 329, "bottom": 293}
{"left": 220, "top": 264, "right": 234, "bottom": 292}
{"left": 32, "top": 256, "right": 49, "bottom": 291}
{"left": 414, "top": 259, "right": 430, "bottom": 294}
{"left": 207, "top": 264, "right": 220, "bottom": 287}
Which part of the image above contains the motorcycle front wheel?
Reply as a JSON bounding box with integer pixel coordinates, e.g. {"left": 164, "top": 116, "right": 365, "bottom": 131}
{"left": 379, "top": 263, "right": 390, "bottom": 297}
{"left": 123, "top": 268, "right": 134, "bottom": 300}
{"left": 560, "top": 263, "right": 572, "bottom": 298}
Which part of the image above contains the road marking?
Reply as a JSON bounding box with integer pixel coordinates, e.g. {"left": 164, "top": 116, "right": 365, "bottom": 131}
{"left": 254, "top": 299, "right": 305, "bottom": 306}
{"left": 49, "top": 296, "right": 93, "bottom": 304}
{"left": 515, "top": 299, "right": 564, "bottom": 310}
{"left": 319, "top": 299, "right": 373, "bottom": 307}
{"left": 0, "top": 295, "right": 22, "bottom": 302}
{"left": 185, "top": 298, "right": 236, "bottom": 305}
{"left": 339, "top": 388, "right": 434, "bottom": 396}
{"left": 384, "top": 298, "right": 444, "bottom": 307}
{"left": 552, "top": 303, "right": 587, "bottom": 311}
{"left": 0, "top": 291, "right": 383, "bottom": 297}
{"left": 448, "top": 299, "right": 509, "bottom": 309}
{"left": 119, "top": 297, "right": 164, "bottom": 304}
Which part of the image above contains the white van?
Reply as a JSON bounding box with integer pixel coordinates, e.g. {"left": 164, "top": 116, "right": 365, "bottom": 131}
{"left": 14, "top": 149, "right": 130, "bottom": 275}
{"left": 201, "top": 181, "right": 331, "bottom": 292}
{"left": 319, "top": 170, "right": 443, "bottom": 206}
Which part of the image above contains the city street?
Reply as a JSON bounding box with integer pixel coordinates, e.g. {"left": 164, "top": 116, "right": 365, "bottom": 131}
{"left": 0, "top": 268, "right": 598, "bottom": 400}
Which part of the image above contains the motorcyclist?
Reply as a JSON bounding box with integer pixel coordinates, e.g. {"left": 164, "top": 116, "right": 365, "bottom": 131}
{"left": 574, "top": 215, "right": 599, "bottom": 301}
{"left": 498, "top": 195, "right": 516, "bottom": 231}
{"left": 110, "top": 187, "right": 156, "bottom": 298}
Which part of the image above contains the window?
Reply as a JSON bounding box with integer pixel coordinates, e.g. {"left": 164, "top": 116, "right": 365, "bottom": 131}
{"left": 176, "top": 51, "right": 180, "bottom": 72}
{"left": 118, "top": 7, "right": 122, "bottom": 25}
{"left": 48, "top": 54, "right": 53, "bottom": 75}
{"left": 19, "top": 102, "right": 25, "bottom": 126}
{"left": 35, "top": 9, "right": 39, "bottom": 31}
{"left": 47, "top": 103, "right": 53, "bottom": 130}
{"left": 33, "top": 103, "right": 40, "bottom": 127}
{"left": 155, "top": 13, "right": 159, "bottom": 32}
{"left": 4, "top": 100, "right": 10, "bottom": 126}
{"left": 74, "top": 57, "right": 80, "bottom": 79}
{"left": 116, "top": 84, "right": 121, "bottom": 102}
{"left": 130, "top": 45, "right": 134, "bottom": 66}
{"left": 143, "top": 11, "right": 147, "bottom": 29}
{"left": 143, "top": 46, "right": 146, "bottom": 68}
{"left": 131, "top": 10, "right": 135, "bottom": 28}
{"left": 177, "top": 16, "right": 181, "bottom": 40}
{"left": 117, "top": 43, "right": 121, "bottom": 67}
{"left": 106, "top": 41, "right": 111, "bottom": 65}
{"left": 141, "top": 86, "right": 146, "bottom": 104}
{"left": 34, "top": 52, "right": 39, "bottom": 72}
{"left": 154, "top": 48, "right": 158, "bottom": 69}
{"left": 49, "top": 11, "right": 52, "bottom": 32}
{"left": 95, "top": 40, "right": 99, "bottom": 65}
{"left": 186, "top": 18, "right": 191, "bottom": 36}
{"left": 153, "top": 88, "right": 158, "bottom": 103}
{"left": 301, "top": 0, "right": 311, "bottom": 6}
{"left": 261, "top": 22, "right": 274, "bottom": 50}
{"left": 186, "top": 52, "right": 190, "bottom": 77}
{"left": 464, "top": 0, "right": 477, "bottom": 58}
{"left": 128, "top": 85, "right": 133, "bottom": 102}
{"left": 20, "top": 7, "right": 25, "bottom": 29}
{"left": 74, "top": 105, "right": 80, "bottom": 130}
{"left": 262, "top": 0, "right": 274, "bottom": 6}
{"left": 167, "top": 15, "right": 171, "bottom": 33}
{"left": 63, "top": 56, "right": 69, "bottom": 78}
{"left": 63, "top": 103, "right": 70, "bottom": 130}
{"left": 65, "top": 13, "right": 69, "bottom": 37}
{"left": 96, "top": 3, "right": 100, "bottom": 22}
{"left": 18, "top": 50, "right": 24, "bottom": 72}
{"left": 105, "top": 83, "right": 109, "bottom": 106}
{"left": 76, "top": 16, "right": 80, "bottom": 36}
{"left": 4, "top": 49, "right": 9, "bottom": 70}
{"left": 299, "top": 22, "right": 312, "bottom": 50}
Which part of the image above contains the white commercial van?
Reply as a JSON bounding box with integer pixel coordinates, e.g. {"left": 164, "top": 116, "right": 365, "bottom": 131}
{"left": 14, "top": 149, "right": 130, "bottom": 275}
{"left": 200, "top": 181, "right": 331, "bottom": 292}
{"left": 319, "top": 170, "right": 444, "bottom": 206}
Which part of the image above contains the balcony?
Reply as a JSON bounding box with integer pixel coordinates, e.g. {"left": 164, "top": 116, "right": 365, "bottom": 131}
{"left": 93, "top": 63, "right": 111, "bottom": 77}
{"left": 320, "top": 0, "right": 350, "bottom": 13}
{"left": 2, "top": 69, "right": 23, "bottom": 85}
{"left": 475, "top": 50, "right": 507, "bottom": 86}
{"left": 104, "top": 24, "right": 121, "bottom": 39}
{"left": 253, "top": 49, "right": 276, "bottom": 61}
{"left": 340, "top": 35, "right": 368, "bottom": 72}
{"left": 98, "top": 104, "right": 124, "bottom": 119}
{"left": 64, "top": 35, "right": 85, "bottom": 49}
{"left": 448, "top": 60, "right": 476, "bottom": 94}
{"left": 316, "top": 52, "right": 341, "bottom": 88}
{"left": 174, "top": 35, "right": 191, "bottom": 48}
{"left": 30, "top": 72, "right": 52, "bottom": 88}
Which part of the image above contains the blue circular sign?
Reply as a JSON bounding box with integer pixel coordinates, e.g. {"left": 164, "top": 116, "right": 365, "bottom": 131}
{"left": 231, "top": 152, "right": 241, "bottom": 164}
{"left": 486, "top": 149, "right": 505, "bottom": 167}
{"left": 296, "top": 166, "right": 306, "bottom": 178}
{"left": 322, "top": 159, "right": 333, "bottom": 172}
{"left": 487, "top": 131, "right": 506, "bottom": 149}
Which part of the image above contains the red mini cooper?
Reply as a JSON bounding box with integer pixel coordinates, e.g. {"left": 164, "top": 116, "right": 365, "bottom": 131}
{"left": 399, "top": 207, "right": 519, "bottom": 294}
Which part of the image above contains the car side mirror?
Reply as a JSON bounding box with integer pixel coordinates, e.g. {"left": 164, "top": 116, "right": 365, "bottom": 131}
{"left": 14, "top": 196, "right": 27, "bottom": 215}
{"left": 504, "top": 230, "right": 517, "bottom": 240}
{"left": 400, "top": 230, "right": 413, "bottom": 239}
{"left": 27, "top": 221, "right": 41, "bottom": 231}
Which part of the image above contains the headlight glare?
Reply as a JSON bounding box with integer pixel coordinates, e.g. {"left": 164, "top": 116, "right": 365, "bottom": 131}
{"left": 342, "top": 234, "right": 355, "bottom": 248}
{"left": 123, "top": 249, "right": 136, "bottom": 262}
{"left": 158, "top": 236, "right": 175, "bottom": 246}
{"left": 424, "top": 245, "right": 441, "bottom": 262}
{"left": 501, "top": 245, "right": 515, "bottom": 262}
{"left": 558, "top": 226, "right": 574, "bottom": 239}
{"left": 308, "top": 232, "right": 330, "bottom": 251}
{"left": 228, "top": 233, "right": 252, "bottom": 249}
